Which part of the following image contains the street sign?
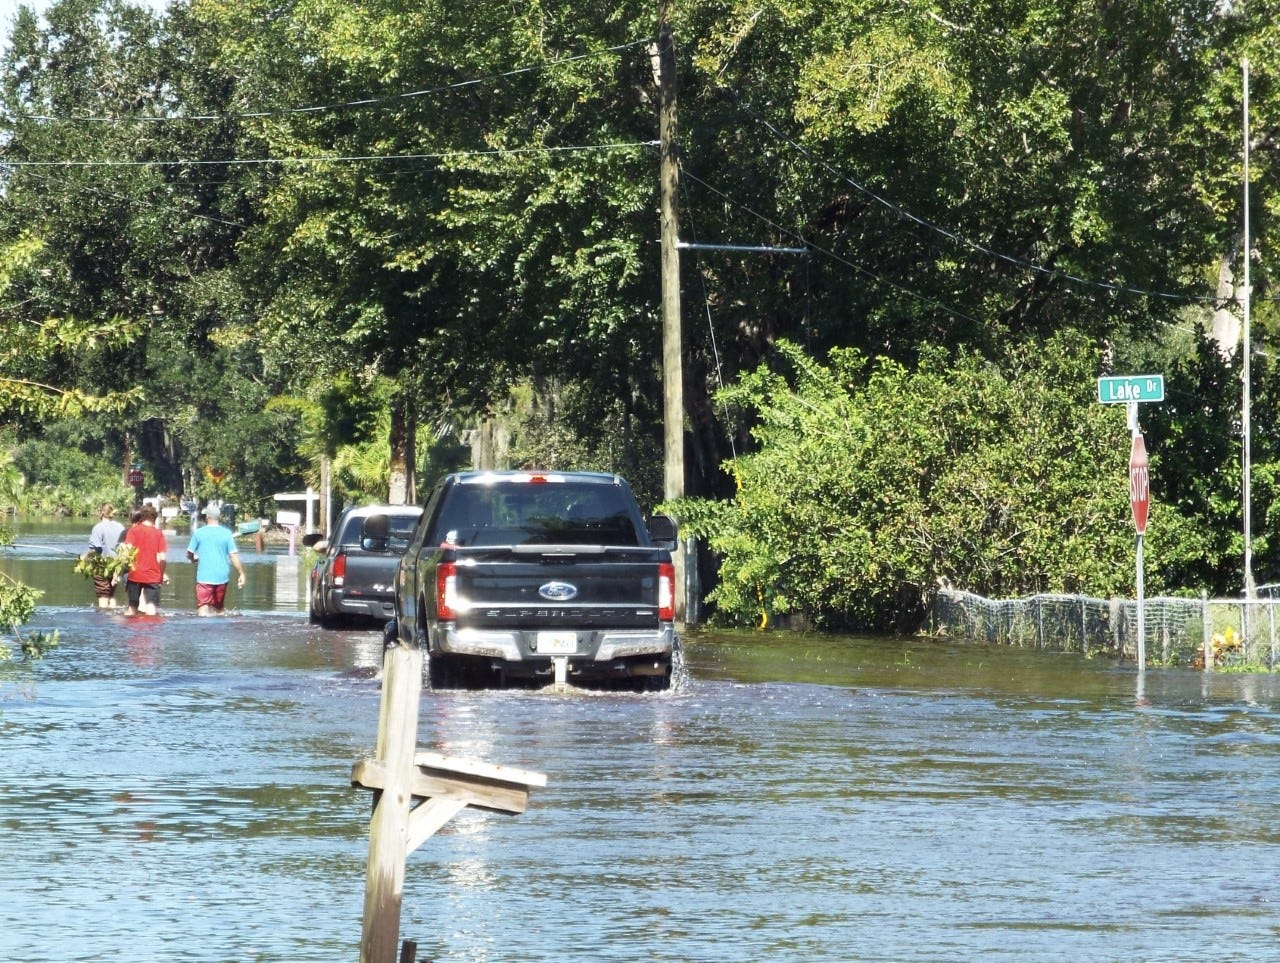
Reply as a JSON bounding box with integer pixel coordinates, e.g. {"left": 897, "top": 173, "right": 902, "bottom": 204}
{"left": 1129, "top": 433, "right": 1150, "bottom": 535}
{"left": 1098, "top": 374, "right": 1164, "bottom": 404}
{"left": 127, "top": 469, "right": 144, "bottom": 487}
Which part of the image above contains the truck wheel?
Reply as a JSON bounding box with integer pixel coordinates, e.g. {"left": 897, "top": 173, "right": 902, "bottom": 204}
{"left": 428, "top": 653, "right": 455, "bottom": 689}
{"left": 413, "top": 595, "right": 439, "bottom": 648}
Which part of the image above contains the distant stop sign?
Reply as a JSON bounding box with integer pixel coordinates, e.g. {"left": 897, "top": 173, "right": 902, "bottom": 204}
{"left": 128, "top": 469, "right": 144, "bottom": 488}
{"left": 1129, "top": 433, "right": 1150, "bottom": 535}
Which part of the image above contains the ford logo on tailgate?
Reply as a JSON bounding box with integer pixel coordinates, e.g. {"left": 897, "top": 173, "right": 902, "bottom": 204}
{"left": 538, "top": 581, "right": 579, "bottom": 601}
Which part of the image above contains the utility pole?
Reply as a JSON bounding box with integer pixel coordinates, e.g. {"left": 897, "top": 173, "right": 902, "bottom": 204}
{"left": 657, "top": 3, "right": 686, "bottom": 620}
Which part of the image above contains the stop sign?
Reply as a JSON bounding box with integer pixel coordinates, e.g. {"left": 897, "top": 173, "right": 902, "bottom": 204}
{"left": 128, "top": 469, "right": 144, "bottom": 488}
{"left": 1129, "top": 433, "right": 1149, "bottom": 535}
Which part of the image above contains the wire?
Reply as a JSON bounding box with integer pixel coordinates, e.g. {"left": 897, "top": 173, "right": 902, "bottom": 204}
{"left": 14, "top": 167, "right": 248, "bottom": 230}
{"left": 677, "top": 173, "right": 738, "bottom": 459}
{"left": 678, "top": 161, "right": 980, "bottom": 324}
{"left": 0, "top": 140, "right": 658, "bottom": 169}
{"left": 729, "top": 93, "right": 1248, "bottom": 307}
{"left": 11, "top": 41, "right": 651, "bottom": 124}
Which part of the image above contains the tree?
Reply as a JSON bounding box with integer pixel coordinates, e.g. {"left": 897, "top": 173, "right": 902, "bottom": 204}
{"left": 1, "top": 0, "right": 304, "bottom": 501}
{"left": 197, "top": 0, "right": 667, "bottom": 501}
{"left": 673, "top": 334, "right": 1209, "bottom": 631}
{"left": 4, "top": 0, "right": 1279, "bottom": 625}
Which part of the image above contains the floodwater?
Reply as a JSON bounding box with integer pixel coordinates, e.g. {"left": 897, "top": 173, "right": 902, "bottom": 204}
{"left": 2, "top": 521, "right": 1279, "bottom": 961}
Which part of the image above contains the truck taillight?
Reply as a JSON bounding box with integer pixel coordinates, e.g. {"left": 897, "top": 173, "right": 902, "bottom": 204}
{"left": 658, "top": 561, "right": 675, "bottom": 621}
{"left": 436, "top": 562, "right": 458, "bottom": 621}
{"left": 332, "top": 553, "right": 346, "bottom": 587}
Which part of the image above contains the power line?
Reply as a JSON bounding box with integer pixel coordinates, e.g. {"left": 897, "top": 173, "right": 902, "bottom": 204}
{"left": 678, "top": 162, "right": 979, "bottom": 324}
{"left": 0, "top": 140, "right": 658, "bottom": 169}
{"left": 729, "top": 92, "right": 1249, "bottom": 307}
{"left": 9, "top": 41, "right": 651, "bottom": 125}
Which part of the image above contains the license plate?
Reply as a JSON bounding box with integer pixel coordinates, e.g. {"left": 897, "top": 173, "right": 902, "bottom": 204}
{"left": 537, "top": 632, "right": 578, "bottom": 655}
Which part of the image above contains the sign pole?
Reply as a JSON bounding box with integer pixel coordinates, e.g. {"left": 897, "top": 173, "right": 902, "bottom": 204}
{"left": 1101, "top": 378, "right": 1160, "bottom": 673}
{"left": 1136, "top": 399, "right": 1146, "bottom": 671}
{"left": 1129, "top": 426, "right": 1150, "bottom": 673}
{"left": 1135, "top": 532, "right": 1146, "bottom": 673}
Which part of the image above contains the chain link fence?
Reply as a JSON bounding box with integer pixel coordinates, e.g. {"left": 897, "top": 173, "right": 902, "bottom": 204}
{"left": 928, "top": 587, "right": 1280, "bottom": 670}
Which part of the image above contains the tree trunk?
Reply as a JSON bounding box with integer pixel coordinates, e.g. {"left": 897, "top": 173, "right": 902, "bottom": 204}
{"left": 1211, "top": 254, "right": 1240, "bottom": 359}
{"left": 387, "top": 389, "right": 415, "bottom": 505}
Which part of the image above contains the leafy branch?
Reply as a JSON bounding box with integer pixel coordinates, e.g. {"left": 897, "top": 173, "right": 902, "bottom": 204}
{"left": 0, "top": 376, "right": 143, "bottom": 418}
{"left": 72, "top": 543, "right": 138, "bottom": 581}
{"left": 0, "top": 528, "right": 58, "bottom": 660}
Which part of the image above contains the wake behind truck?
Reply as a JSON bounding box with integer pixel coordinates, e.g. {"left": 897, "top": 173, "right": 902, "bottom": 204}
{"left": 387, "top": 470, "right": 678, "bottom": 690}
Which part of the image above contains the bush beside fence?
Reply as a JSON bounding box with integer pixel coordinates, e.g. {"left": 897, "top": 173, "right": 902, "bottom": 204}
{"left": 928, "top": 588, "right": 1280, "bottom": 671}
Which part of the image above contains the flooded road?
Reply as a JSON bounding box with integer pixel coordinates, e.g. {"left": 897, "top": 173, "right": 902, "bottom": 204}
{"left": 2, "top": 523, "right": 1279, "bottom": 960}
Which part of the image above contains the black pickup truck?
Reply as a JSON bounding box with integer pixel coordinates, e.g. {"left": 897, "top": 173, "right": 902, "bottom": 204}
{"left": 389, "top": 470, "right": 678, "bottom": 690}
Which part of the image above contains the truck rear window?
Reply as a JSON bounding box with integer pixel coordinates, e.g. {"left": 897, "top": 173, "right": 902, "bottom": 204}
{"left": 434, "top": 483, "right": 641, "bottom": 547}
{"left": 338, "top": 512, "right": 421, "bottom": 551}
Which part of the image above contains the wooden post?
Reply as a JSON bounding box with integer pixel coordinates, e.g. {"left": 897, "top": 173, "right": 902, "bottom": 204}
{"left": 355, "top": 645, "right": 546, "bottom": 963}
{"left": 360, "top": 643, "right": 423, "bottom": 963}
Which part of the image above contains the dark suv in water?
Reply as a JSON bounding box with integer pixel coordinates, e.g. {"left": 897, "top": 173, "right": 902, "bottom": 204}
{"left": 307, "top": 504, "right": 423, "bottom": 628}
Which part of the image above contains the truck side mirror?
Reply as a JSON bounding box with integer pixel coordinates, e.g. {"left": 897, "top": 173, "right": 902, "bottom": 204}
{"left": 647, "top": 514, "right": 677, "bottom": 551}
{"left": 362, "top": 513, "right": 390, "bottom": 552}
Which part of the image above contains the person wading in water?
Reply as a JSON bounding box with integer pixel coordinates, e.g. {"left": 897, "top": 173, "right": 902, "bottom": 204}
{"left": 83, "top": 502, "right": 125, "bottom": 608}
{"left": 186, "top": 505, "right": 246, "bottom": 616}
{"left": 123, "top": 504, "right": 168, "bottom": 617}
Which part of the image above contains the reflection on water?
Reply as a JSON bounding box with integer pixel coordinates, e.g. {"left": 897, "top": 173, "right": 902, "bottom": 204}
{"left": 1, "top": 525, "right": 1279, "bottom": 961}
{"left": 275, "top": 556, "right": 302, "bottom": 608}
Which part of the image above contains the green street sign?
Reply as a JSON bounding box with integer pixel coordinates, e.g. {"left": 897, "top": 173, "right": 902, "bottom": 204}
{"left": 1097, "top": 374, "right": 1164, "bottom": 404}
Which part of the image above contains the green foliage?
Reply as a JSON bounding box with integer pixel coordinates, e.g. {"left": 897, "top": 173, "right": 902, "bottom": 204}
{"left": 0, "top": 0, "right": 302, "bottom": 511}
{"left": 0, "top": 0, "right": 1278, "bottom": 637}
{"left": 0, "top": 526, "right": 52, "bottom": 657}
{"left": 13, "top": 435, "right": 112, "bottom": 491}
{"left": 72, "top": 542, "right": 137, "bottom": 580}
{"left": 673, "top": 335, "right": 1195, "bottom": 632}
{"left": 18, "top": 630, "right": 60, "bottom": 660}
{"left": 0, "top": 450, "right": 24, "bottom": 512}
{"left": 503, "top": 379, "right": 663, "bottom": 509}
{"left": 0, "top": 308, "right": 144, "bottom": 420}
{"left": 214, "top": 0, "right": 665, "bottom": 438}
{"left": 156, "top": 343, "right": 310, "bottom": 515}
{"left": 1, "top": 423, "right": 131, "bottom": 518}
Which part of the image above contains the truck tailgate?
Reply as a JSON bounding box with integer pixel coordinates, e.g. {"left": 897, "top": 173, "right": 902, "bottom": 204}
{"left": 453, "top": 549, "right": 663, "bottom": 630}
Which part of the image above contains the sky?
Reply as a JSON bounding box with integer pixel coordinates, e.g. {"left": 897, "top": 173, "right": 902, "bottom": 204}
{"left": 0, "top": 0, "right": 171, "bottom": 45}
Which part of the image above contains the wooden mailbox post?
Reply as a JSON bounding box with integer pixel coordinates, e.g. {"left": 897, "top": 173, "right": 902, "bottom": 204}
{"left": 353, "top": 643, "right": 547, "bottom": 963}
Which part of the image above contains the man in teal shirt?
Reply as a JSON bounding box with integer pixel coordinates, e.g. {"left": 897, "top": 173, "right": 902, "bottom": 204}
{"left": 186, "top": 505, "right": 247, "bottom": 616}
